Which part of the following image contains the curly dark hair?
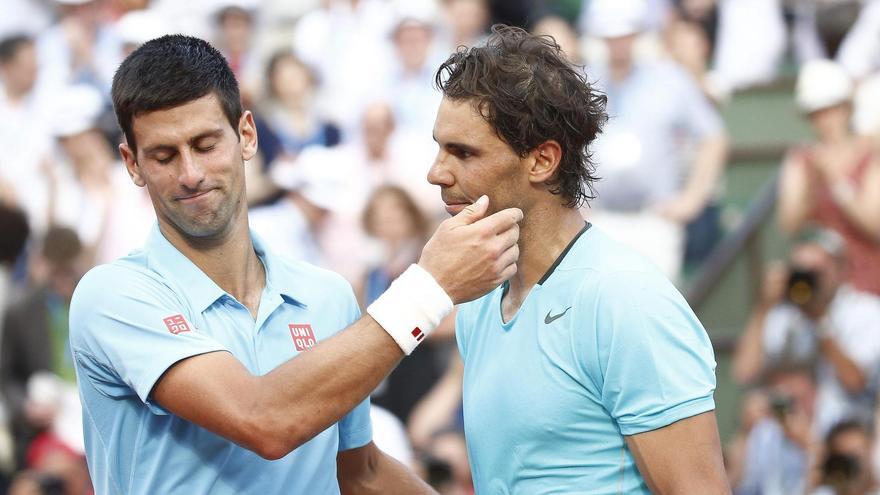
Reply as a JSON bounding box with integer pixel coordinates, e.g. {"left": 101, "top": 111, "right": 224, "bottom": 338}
{"left": 435, "top": 24, "right": 607, "bottom": 207}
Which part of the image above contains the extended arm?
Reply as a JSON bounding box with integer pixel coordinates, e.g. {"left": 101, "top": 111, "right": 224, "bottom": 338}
{"left": 778, "top": 150, "right": 814, "bottom": 233}
{"left": 152, "top": 198, "right": 521, "bottom": 459}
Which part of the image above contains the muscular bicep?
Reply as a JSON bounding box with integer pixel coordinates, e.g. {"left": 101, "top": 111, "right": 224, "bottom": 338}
{"left": 625, "top": 411, "right": 730, "bottom": 495}
{"left": 151, "top": 351, "right": 262, "bottom": 450}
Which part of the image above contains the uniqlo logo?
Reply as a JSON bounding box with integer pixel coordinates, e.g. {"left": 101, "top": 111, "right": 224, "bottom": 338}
{"left": 411, "top": 327, "right": 425, "bottom": 342}
{"left": 163, "top": 314, "right": 191, "bottom": 335}
{"left": 289, "top": 324, "right": 317, "bottom": 351}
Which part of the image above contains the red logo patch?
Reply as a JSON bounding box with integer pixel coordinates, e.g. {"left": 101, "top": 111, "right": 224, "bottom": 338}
{"left": 412, "top": 327, "right": 425, "bottom": 342}
{"left": 163, "top": 314, "right": 191, "bottom": 335}
{"left": 289, "top": 324, "right": 317, "bottom": 351}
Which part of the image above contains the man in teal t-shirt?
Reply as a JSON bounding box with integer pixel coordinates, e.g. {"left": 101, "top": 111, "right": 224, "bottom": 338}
{"left": 428, "top": 25, "right": 730, "bottom": 493}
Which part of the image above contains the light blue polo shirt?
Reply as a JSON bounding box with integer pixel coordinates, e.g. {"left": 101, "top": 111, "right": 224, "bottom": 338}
{"left": 456, "top": 224, "right": 717, "bottom": 494}
{"left": 69, "top": 226, "right": 372, "bottom": 495}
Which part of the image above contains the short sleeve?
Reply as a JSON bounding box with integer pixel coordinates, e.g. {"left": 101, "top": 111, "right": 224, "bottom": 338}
{"left": 69, "top": 264, "right": 227, "bottom": 411}
{"left": 590, "top": 271, "right": 717, "bottom": 435}
{"left": 338, "top": 397, "right": 373, "bottom": 451}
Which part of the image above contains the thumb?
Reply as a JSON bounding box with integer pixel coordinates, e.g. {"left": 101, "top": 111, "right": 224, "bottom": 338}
{"left": 451, "top": 195, "right": 489, "bottom": 226}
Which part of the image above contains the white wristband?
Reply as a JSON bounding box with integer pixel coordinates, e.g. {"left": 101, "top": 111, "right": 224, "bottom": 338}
{"left": 367, "top": 264, "right": 453, "bottom": 355}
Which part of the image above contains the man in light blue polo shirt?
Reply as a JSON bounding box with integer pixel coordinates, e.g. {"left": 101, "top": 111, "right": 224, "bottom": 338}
{"left": 428, "top": 26, "right": 730, "bottom": 493}
{"left": 69, "top": 35, "right": 523, "bottom": 494}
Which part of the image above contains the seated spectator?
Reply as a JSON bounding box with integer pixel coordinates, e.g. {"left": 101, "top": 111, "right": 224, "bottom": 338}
{"left": 1, "top": 227, "right": 86, "bottom": 468}
{"left": 732, "top": 231, "right": 880, "bottom": 435}
{"left": 778, "top": 59, "right": 880, "bottom": 296}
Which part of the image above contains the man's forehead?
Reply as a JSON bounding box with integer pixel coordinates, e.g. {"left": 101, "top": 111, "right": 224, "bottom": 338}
{"left": 132, "top": 94, "right": 231, "bottom": 145}
{"left": 434, "top": 97, "right": 492, "bottom": 141}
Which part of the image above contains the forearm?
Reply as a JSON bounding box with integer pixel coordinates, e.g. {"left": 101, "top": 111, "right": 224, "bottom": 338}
{"left": 778, "top": 157, "right": 813, "bottom": 233}
{"left": 731, "top": 307, "right": 769, "bottom": 385}
{"left": 255, "top": 316, "right": 404, "bottom": 456}
{"left": 818, "top": 336, "right": 866, "bottom": 393}
{"left": 338, "top": 443, "right": 436, "bottom": 494}
{"left": 828, "top": 179, "right": 880, "bottom": 240}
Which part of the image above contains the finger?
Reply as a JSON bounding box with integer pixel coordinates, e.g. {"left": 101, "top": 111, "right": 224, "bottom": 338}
{"left": 475, "top": 207, "right": 524, "bottom": 235}
{"left": 447, "top": 195, "right": 489, "bottom": 226}
{"left": 497, "top": 243, "right": 519, "bottom": 269}
{"left": 495, "top": 225, "right": 519, "bottom": 251}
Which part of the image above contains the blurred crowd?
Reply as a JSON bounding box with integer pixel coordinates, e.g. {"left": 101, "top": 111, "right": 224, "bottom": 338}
{"left": 1, "top": 0, "right": 880, "bottom": 493}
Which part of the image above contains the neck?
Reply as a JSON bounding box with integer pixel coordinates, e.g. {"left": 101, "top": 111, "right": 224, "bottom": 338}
{"left": 506, "top": 203, "right": 586, "bottom": 299}
{"left": 159, "top": 207, "right": 265, "bottom": 314}
{"left": 610, "top": 60, "right": 632, "bottom": 83}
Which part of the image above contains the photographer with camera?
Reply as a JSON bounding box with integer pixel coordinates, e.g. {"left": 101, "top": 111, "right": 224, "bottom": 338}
{"left": 733, "top": 230, "right": 880, "bottom": 436}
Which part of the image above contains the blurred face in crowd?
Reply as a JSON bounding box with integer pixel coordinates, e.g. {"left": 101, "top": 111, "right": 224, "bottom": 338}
{"left": 604, "top": 33, "right": 637, "bottom": 69}
{"left": 366, "top": 189, "right": 421, "bottom": 244}
{"left": 429, "top": 97, "right": 526, "bottom": 217}
{"left": 271, "top": 56, "right": 314, "bottom": 107}
{"left": 0, "top": 40, "right": 38, "bottom": 95}
{"left": 60, "top": 129, "right": 111, "bottom": 170}
{"left": 443, "top": 0, "right": 488, "bottom": 44}
{"left": 533, "top": 16, "right": 580, "bottom": 64}
{"left": 362, "top": 103, "right": 395, "bottom": 159}
{"left": 809, "top": 103, "right": 852, "bottom": 141}
{"left": 119, "top": 93, "right": 257, "bottom": 241}
{"left": 394, "top": 21, "right": 432, "bottom": 73}
{"left": 62, "top": 0, "right": 104, "bottom": 31}
{"left": 218, "top": 7, "right": 254, "bottom": 54}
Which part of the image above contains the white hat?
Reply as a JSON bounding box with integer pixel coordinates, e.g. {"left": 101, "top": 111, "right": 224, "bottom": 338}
{"left": 796, "top": 59, "right": 853, "bottom": 113}
{"left": 50, "top": 84, "right": 104, "bottom": 138}
{"left": 54, "top": 0, "right": 96, "bottom": 5}
{"left": 115, "top": 9, "right": 168, "bottom": 46}
{"left": 586, "top": 0, "right": 648, "bottom": 38}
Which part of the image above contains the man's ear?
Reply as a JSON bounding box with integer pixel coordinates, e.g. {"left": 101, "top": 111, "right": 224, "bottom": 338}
{"left": 239, "top": 110, "right": 258, "bottom": 161}
{"left": 120, "top": 143, "right": 145, "bottom": 187}
{"left": 528, "top": 140, "right": 563, "bottom": 186}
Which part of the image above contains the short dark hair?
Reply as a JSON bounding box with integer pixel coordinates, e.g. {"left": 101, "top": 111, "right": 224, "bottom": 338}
{"left": 435, "top": 24, "right": 607, "bottom": 207}
{"left": 0, "top": 34, "right": 33, "bottom": 65}
{"left": 111, "top": 34, "right": 243, "bottom": 152}
{"left": 42, "top": 226, "right": 82, "bottom": 267}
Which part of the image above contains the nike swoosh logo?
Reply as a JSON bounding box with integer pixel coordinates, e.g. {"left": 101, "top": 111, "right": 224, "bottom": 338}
{"left": 544, "top": 307, "right": 571, "bottom": 324}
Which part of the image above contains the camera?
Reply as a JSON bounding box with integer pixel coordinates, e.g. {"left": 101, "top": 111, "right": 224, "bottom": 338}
{"left": 786, "top": 268, "right": 818, "bottom": 306}
{"left": 769, "top": 393, "right": 794, "bottom": 420}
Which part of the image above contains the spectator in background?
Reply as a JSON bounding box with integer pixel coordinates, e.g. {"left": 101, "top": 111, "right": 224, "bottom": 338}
{"left": 0, "top": 202, "right": 29, "bottom": 308}
{"left": 779, "top": 59, "right": 880, "bottom": 296}
{"left": 733, "top": 369, "right": 816, "bottom": 495}
{"left": 585, "top": 0, "right": 728, "bottom": 280}
{"left": 361, "top": 186, "right": 454, "bottom": 428}
{"left": 248, "top": 154, "right": 339, "bottom": 266}
{"left": 385, "top": 9, "right": 445, "bottom": 136}
{"left": 257, "top": 50, "right": 340, "bottom": 167}
{"left": 0, "top": 34, "right": 53, "bottom": 231}
{"left": 294, "top": 101, "right": 440, "bottom": 283}
{"left": 1, "top": 227, "right": 86, "bottom": 468}
{"left": 812, "top": 419, "right": 877, "bottom": 495}
{"left": 37, "top": 0, "right": 120, "bottom": 95}
{"left": 732, "top": 231, "right": 880, "bottom": 435}
{"left": 48, "top": 84, "right": 149, "bottom": 264}
{"left": 212, "top": 0, "right": 260, "bottom": 106}
{"left": 292, "top": 0, "right": 395, "bottom": 134}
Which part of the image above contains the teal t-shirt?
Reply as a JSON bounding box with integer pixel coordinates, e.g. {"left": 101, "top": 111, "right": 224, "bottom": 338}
{"left": 455, "top": 224, "right": 716, "bottom": 494}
